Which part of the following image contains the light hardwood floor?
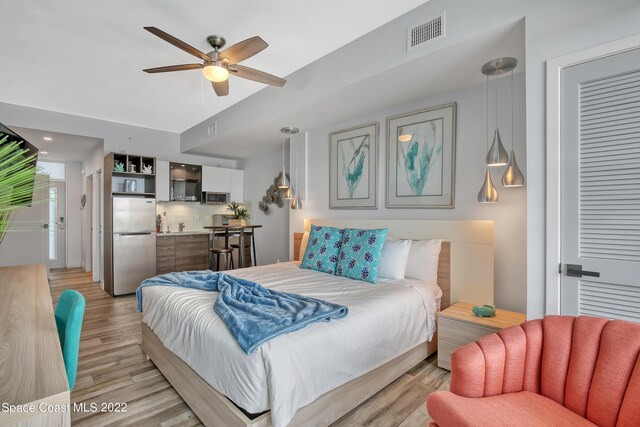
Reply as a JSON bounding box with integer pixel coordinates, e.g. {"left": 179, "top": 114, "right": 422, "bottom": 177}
{"left": 48, "top": 268, "right": 450, "bottom": 427}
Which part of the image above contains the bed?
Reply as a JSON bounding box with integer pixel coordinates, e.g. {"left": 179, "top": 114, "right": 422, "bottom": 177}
{"left": 141, "top": 219, "right": 494, "bottom": 427}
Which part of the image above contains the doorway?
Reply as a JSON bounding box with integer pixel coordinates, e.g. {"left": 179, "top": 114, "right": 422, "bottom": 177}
{"left": 550, "top": 41, "right": 640, "bottom": 322}
{"left": 85, "top": 173, "right": 93, "bottom": 273}
{"left": 96, "top": 168, "right": 104, "bottom": 287}
{"left": 48, "top": 181, "right": 67, "bottom": 269}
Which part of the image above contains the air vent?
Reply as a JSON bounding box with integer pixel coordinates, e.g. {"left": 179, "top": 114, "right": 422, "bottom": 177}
{"left": 407, "top": 12, "right": 445, "bottom": 51}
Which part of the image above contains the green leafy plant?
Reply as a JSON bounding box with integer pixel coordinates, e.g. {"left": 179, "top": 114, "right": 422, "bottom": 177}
{"left": 226, "top": 201, "right": 250, "bottom": 220}
{"left": 0, "top": 134, "right": 40, "bottom": 244}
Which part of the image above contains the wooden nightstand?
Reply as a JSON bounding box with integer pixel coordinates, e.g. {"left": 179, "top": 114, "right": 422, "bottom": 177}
{"left": 437, "top": 302, "right": 526, "bottom": 370}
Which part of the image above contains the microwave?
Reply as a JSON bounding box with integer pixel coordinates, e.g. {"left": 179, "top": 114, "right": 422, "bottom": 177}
{"left": 202, "top": 192, "right": 230, "bottom": 205}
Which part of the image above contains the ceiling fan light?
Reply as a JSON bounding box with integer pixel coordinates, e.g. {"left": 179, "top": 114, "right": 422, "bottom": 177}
{"left": 202, "top": 62, "right": 228, "bottom": 82}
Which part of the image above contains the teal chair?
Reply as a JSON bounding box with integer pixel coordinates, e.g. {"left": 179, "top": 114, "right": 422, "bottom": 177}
{"left": 54, "top": 289, "right": 86, "bottom": 391}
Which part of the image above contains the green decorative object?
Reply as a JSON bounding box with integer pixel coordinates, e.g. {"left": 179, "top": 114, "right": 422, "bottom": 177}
{"left": 114, "top": 161, "right": 125, "bottom": 172}
{"left": 472, "top": 304, "right": 496, "bottom": 318}
{"left": 226, "top": 201, "right": 250, "bottom": 220}
{"left": 0, "top": 128, "right": 40, "bottom": 245}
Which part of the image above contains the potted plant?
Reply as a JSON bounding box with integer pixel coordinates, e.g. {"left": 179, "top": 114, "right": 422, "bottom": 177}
{"left": 226, "top": 201, "right": 250, "bottom": 226}
{"left": 0, "top": 130, "right": 40, "bottom": 245}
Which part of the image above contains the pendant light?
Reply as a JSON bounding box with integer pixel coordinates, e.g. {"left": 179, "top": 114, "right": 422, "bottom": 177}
{"left": 284, "top": 129, "right": 297, "bottom": 200}
{"left": 291, "top": 132, "right": 303, "bottom": 209}
{"left": 478, "top": 75, "right": 498, "bottom": 203}
{"left": 482, "top": 58, "right": 516, "bottom": 166}
{"left": 502, "top": 69, "right": 525, "bottom": 187}
{"left": 278, "top": 127, "right": 298, "bottom": 189}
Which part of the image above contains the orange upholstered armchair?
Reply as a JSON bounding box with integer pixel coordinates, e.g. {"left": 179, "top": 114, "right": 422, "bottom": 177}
{"left": 427, "top": 315, "right": 640, "bottom": 427}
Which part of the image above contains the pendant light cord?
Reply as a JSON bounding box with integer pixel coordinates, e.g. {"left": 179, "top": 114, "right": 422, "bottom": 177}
{"left": 486, "top": 75, "right": 489, "bottom": 151}
{"left": 495, "top": 73, "right": 498, "bottom": 130}
{"left": 511, "top": 69, "right": 514, "bottom": 151}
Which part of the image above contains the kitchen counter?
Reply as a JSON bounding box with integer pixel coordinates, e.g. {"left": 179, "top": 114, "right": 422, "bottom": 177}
{"left": 158, "top": 231, "right": 211, "bottom": 236}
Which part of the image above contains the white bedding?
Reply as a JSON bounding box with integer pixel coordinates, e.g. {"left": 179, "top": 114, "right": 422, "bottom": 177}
{"left": 142, "top": 261, "right": 441, "bottom": 427}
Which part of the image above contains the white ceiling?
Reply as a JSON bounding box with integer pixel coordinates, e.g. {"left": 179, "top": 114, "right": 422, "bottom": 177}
{"left": 187, "top": 20, "right": 525, "bottom": 158}
{"left": 9, "top": 126, "right": 102, "bottom": 162}
{"left": 0, "top": 0, "right": 429, "bottom": 133}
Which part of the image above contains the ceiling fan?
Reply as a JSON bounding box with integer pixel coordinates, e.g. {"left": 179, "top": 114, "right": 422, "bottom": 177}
{"left": 142, "top": 27, "right": 286, "bottom": 96}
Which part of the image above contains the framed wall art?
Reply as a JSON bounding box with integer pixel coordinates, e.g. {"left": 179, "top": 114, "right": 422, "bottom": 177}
{"left": 329, "top": 122, "right": 378, "bottom": 209}
{"left": 386, "top": 103, "right": 456, "bottom": 208}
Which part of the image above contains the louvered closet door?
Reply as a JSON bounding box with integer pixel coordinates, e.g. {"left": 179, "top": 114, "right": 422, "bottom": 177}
{"left": 560, "top": 47, "right": 640, "bottom": 322}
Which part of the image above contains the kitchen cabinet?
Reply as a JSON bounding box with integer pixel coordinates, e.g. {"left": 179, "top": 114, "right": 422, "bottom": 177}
{"left": 156, "top": 160, "right": 170, "bottom": 201}
{"left": 229, "top": 169, "right": 244, "bottom": 202}
{"left": 156, "top": 234, "right": 209, "bottom": 274}
{"left": 202, "top": 166, "right": 230, "bottom": 193}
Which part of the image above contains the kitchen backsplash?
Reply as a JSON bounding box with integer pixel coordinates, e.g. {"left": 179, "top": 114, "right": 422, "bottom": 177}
{"left": 156, "top": 201, "right": 252, "bottom": 233}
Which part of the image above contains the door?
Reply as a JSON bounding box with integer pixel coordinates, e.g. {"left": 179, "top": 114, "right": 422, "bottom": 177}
{"left": 97, "top": 169, "right": 104, "bottom": 285}
{"left": 0, "top": 175, "right": 49, "bottom": 267}
{"left": 48, "top": 181, "right": 66, "bottom": 269}
{"left": 85, "top": 174, "right": 93, "bottom": 272}
{"left": 560, "top": 47, "right": 640, "bottom": 322}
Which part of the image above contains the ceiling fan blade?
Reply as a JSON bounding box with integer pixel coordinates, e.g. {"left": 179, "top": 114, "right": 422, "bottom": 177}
{"left": 143, "top": 64, "right": 203, "bottom": 73}
{"left": 144, "top": 26, "right": 211, "bottom": 62}
{"left": 219, "top": 36, "right": 268, "bottom": 64}
{"left": 231, "top": 64, "right": 286, "bottom": 87}
{"left": 212, "top": 80, "right": 229, "bottom": 96}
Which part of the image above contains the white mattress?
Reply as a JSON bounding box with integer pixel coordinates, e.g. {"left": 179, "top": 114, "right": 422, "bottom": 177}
{"left": 142, "top": 261, "right": 441, "bottom": 427}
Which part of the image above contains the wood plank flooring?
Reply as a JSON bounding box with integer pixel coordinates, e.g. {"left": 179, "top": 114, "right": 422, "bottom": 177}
{"left": 48, "top": 268, "right": 450, "bottom": 427}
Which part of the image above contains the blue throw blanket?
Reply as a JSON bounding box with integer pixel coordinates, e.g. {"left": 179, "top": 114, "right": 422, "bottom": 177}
{"left": 136, "top": 271, "right": 348, "bottom": 354}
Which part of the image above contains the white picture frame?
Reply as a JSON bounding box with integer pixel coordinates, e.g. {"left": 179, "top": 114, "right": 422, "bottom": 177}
{"left": 329, "top": 122, "right": 379, "bottom": 209}
{"left": 386, "top": 103, "right": 456, "bottom": 208}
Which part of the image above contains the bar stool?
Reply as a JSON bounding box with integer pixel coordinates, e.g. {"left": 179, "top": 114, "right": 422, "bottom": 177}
{"left": 230, "top": 232, "right": 257, "bottom": 268}
{"left": 210, "top": 247, "right": 234, "bottom": 271}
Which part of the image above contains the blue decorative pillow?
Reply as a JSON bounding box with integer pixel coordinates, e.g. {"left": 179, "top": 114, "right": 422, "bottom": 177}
{"left": 336, "top": 228, "right": 388, "bottom": 283}
{"left": 300, "top": 225, "right": 344, "bottom": 274}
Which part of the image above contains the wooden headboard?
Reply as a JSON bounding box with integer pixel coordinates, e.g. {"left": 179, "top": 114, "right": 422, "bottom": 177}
{"left": 292, "top": 219, "right": 494, "bottom": 310}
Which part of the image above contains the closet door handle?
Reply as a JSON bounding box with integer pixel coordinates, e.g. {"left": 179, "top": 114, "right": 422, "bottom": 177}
{"left": 566, "top": 264, "right": 600, "bottom": 278}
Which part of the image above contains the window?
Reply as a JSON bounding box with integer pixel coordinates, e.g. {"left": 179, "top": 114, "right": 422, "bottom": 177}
{"left": 38, "top": 161, "right": 65, "bottom": 180}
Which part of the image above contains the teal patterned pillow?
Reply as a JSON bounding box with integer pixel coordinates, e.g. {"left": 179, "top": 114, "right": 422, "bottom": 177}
{"left": 336, "top": 228, "right": 388, "bottom": 283}
{"left": 300, "top": 225, "right": 344, "bottom": 274}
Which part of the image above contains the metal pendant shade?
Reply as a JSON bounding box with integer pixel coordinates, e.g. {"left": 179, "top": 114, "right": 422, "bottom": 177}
{"left": 486, "top": 128, "right": 509, "bottom": 166}
{"left": 502, "top": 150, "right": 525, "bottom": 187}
{"left": 291, "top": 193, "right": 303, "bottom": 209}
{"left": 283, "top": 186, "right": 295, "bottom": 200}
{"left": 477, "top": 168, "right": 498, "bottom": 203}
{"left": 278, "top": 126, "right": 298, "bottom": 189}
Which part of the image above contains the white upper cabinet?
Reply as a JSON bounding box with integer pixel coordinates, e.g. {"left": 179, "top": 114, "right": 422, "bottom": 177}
{"left": 156, "top": 160, "right": 170, "bottom": 201}
{"left": 229, "top": 169, "right": 244, "bottom": 202}
{"left": 202, "top": 166, "right": 231, "bottom": 193}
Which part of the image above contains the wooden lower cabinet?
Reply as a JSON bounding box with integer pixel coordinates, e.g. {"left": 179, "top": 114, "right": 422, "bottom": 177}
{"left": 437, "top": 302, "right": 526, "bottom": 370}
{"left": 156, "top": 234, "right": 209, "bottom": 274}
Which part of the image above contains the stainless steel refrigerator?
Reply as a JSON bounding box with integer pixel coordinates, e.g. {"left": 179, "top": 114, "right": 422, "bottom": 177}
{"left": 112, "top": 197, "right": 157, "bottom": 295}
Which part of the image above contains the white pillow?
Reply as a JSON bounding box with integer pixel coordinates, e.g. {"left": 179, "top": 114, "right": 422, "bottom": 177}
{"left": 298, "top": 231, "right": 310, "bottom": 261}
{"left": 378, "top": 238, "right": 412, "bottom": 280}
{"left": 405, "top": 239, "right": 442, "bottom": 284}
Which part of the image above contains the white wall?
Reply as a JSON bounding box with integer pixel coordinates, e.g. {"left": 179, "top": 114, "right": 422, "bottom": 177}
{"left": 290, "top": 74, "right": 527, "bottom": 312}
{"left": 81, "top": 144, "right": 104, "bottom": 274}
{"left": 0, "top": 101, "right": 237, "bottom": 168}
{"left": 239, "top": 145, "right": 290, "bottom": 265}
{"left": 64, "top": 161, "right": 82, "bottom": 267}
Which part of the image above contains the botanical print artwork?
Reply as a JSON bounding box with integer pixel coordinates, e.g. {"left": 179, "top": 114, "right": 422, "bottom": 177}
{"left": 330, "top": 122, "right": 378, "bottom": 209}
{"left": 338, "top": 134, "right": 370, "bottom": 200}
{"left": 396, "top": 119, "right": 443, "bottom": 196}
{"left": 386, "top": 103, "right": 456, "bottom": 208}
